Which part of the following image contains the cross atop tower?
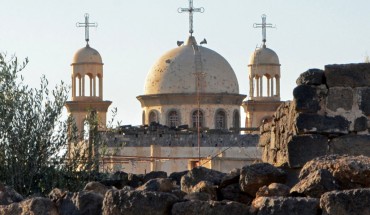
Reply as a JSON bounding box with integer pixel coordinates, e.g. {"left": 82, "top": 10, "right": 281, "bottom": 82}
{"left": 178, "top": 0, "right": 204, "bottom": 36}
{"left": 253, "top": 14, "right": 275, "bottom": 47}
{"left": 76, "top": 13, "right": 98, "bottom": 45}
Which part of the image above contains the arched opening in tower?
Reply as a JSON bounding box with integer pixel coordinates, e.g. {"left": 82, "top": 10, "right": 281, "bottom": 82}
{"left": 96, "top": 75, "right": 101, "bottom": 98}
{"left": 75, "top": 74, "right": 81, "bottom": 97}
{"left": 85, "top": 74, "right": 92, "bottom": 97}
{"left": 262, "top": 75, "right": 270, "bottom": 97}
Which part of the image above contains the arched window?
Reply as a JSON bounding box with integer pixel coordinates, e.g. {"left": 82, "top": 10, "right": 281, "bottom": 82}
{"left": 233, "top": 110, "right": 240, "bottom": 130}
{"left": 149, "top": 111, "right": 158, "bottom": 124}
{"left": 192, "top": 110, "right": 204, "bottom": 128}
{"left": 168, "top": 110, "right": 179, "bottom": 127}
{"left": 215, "top": 110, "right": 226, "bottom": 129}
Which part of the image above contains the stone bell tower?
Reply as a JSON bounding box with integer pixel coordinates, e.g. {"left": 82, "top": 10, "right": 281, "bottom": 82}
{"left": 242, "top": 15, "right": 283, "bottom": 128}
{"left": 65, "top": 13, "right": 111, "bottom": 136}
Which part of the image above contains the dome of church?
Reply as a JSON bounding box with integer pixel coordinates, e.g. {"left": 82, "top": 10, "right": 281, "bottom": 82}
{"left": 72, "top": 45, "right": 102, "bottom": 64}
{"left": 144, "top": 36, "right": 239, "bottom": 95}
{"left": 249, "top": 45, "right": 279, "bottom": 65}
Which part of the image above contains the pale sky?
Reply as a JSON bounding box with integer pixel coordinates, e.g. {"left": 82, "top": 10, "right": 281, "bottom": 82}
{"left": 1, "top": 1, "right": 370, "bottom": 126}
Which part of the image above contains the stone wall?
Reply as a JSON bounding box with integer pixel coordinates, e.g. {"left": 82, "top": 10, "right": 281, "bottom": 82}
{"left": 260, "top": 64, "right": 370, "bottom": 168}
{"left": 106, "top": 131, "right": 258, "bottom": 148}
{"left": 102, "top": 130, "right": 260, "bottom": 174}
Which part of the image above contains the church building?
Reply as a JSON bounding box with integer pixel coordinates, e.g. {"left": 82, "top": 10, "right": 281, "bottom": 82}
{"left": 65, "top": 3, "right": 283, "bottom": 174}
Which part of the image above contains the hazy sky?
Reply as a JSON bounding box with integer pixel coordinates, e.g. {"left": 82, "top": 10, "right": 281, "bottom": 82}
{"left": 1, "top": 1, "right": 370, "bottom": 126}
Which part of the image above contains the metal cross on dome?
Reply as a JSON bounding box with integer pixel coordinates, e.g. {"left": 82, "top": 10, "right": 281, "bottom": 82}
{"left": 76, "top": 13, "right": 98, "bottom": 45}
{"left": 253, "top": 14, "right": 275, "bottom": 46}
{"left": 178, "top": 0, "right": 204, "bottom": 35}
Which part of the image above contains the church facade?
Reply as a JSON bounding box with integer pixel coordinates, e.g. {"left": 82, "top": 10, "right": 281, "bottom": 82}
{"left": 65, "top": 8, "right": 282, "bottom": 174}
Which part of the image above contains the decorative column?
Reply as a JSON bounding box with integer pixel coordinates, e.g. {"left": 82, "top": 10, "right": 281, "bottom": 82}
{"left": 90, "top": 76, "right": 93, "bottom": 97}
{"left": 99, "top": 77, "right": 103, "bottom": 99}
{"left": 72, "top": 76, "right": 76, "bottom": 98}
{"left": 82, "top": 76, "right": 85, "bottom": 96}
{"left": 93, "top": 76, "right": 96, "bottom": 97}
{"left": 259, "top": 77, "right": 263, "bottom": 97}
{"left": 256, "top": 77, "right": 260, "bottom": 97}
{"left": 249, "top": 76, "right": 253, "bottom": 99}
{"left": 271, "top": 77, "right": 274, "bottom": 96}
{"left": 277, "top": 77, "right": 280, "bottom": 97}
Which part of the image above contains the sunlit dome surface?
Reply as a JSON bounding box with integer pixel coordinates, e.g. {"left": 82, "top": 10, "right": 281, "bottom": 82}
{"left": 72, "top": 45, "right": 102, "bottom": 64}
{"left": 249, "top": 45, "right": 279, "bottom": 65}
{"left": 144, "top": 36, "right": 239, "bottom": 95}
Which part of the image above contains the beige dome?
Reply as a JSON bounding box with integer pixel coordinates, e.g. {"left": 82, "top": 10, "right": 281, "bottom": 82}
{"left": 249, "top": 45, "right": 279, "bottom": 65}
{"left": 72, "top": 45, "right": 102, "bottom": 65}
{"left": 144, "top": 36, "right": 239, "bottom": 95}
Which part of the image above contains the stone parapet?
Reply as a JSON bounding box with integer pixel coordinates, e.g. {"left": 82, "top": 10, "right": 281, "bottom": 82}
{"left": 105, "top": 132, "right": 259, "bottom": 148}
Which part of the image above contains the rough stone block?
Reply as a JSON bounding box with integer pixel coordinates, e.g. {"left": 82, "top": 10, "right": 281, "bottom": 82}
{"left": 295, "top": 113, "right": 349, "bottom": 134}
{"left": 329, "top": 135, "right": 370, "bottom": 157}
{"left": 172, "top": 200, "right": 251, "bottom": 215}
{"left": 252, "top": 197, "right": 320, "bottom": 215}
{"left": 239, "top": 163, "right": 286, "bottom": 197}
{"left": 102, "top": 190, "right": 178, "bottom": 215}
{"left": 326, "top": 87, "right": 353, "bottom": 111}
{"left": 260, "top": 121, "right": 271, "bottom": 133}
{"left": 181, "top": 167, "right": 226, "bottom": 194}
{"left": 256, "top": 183, "right": 290, "bottom": 198}
{"left": 49, "top": 190, "right": 103, "bottom": 215}
{"left": 220, "top": 168, "right": 240, "bottom": 188}
{"left": 293, "top": 85, "right": 321, "bottom": 113}
{"left": 290, "top": 169, "right": 339, "bottom": 198}
{"left": 136, "top": 178, "right": 174, "bottom": 192}
{"left": 360, "top": 88, "right": 370, "bottom": 115}
{"left": 220, "top": 183, "right": 252, "bottom": 204}
{"left": 191, "top": 181, "right": 217, "bottom": 200}
{"left": 84, "top": 181, "right": 109, "bottom": 196}
{"left": 287, "top": 134, "right": 328, "bottom": 168}
{"left": 296, "top": 68, "right": 325, "bottom": 86}
{"left": 320, "top": 189, "right": 370, "bottom": 215}
{"left": 143, "top": 171, "right": 167, "bottom": 183}
{"left": 299, "top": 155, "right": 370, "bottom": 189}
{"left": 325, "top": 63, "right": 370, "bottom": 88}
{"left": 354, "top": 116, "right": 368, "bottom": 132}
{"left": 258, "top": 132, "right": 271, "bottom": 147}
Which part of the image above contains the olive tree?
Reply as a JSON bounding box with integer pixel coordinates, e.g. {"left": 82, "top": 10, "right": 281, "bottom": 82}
{"left": 0, "top": 53, "right": 108, "bottom": 195}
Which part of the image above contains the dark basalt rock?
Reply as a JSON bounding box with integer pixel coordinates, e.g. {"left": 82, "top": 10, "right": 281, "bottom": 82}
{"left": 239, "top": 163, "right": 286, "bottom": 197}
{"left": 296, "top": 68, "right": 325, "bottom": 86}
